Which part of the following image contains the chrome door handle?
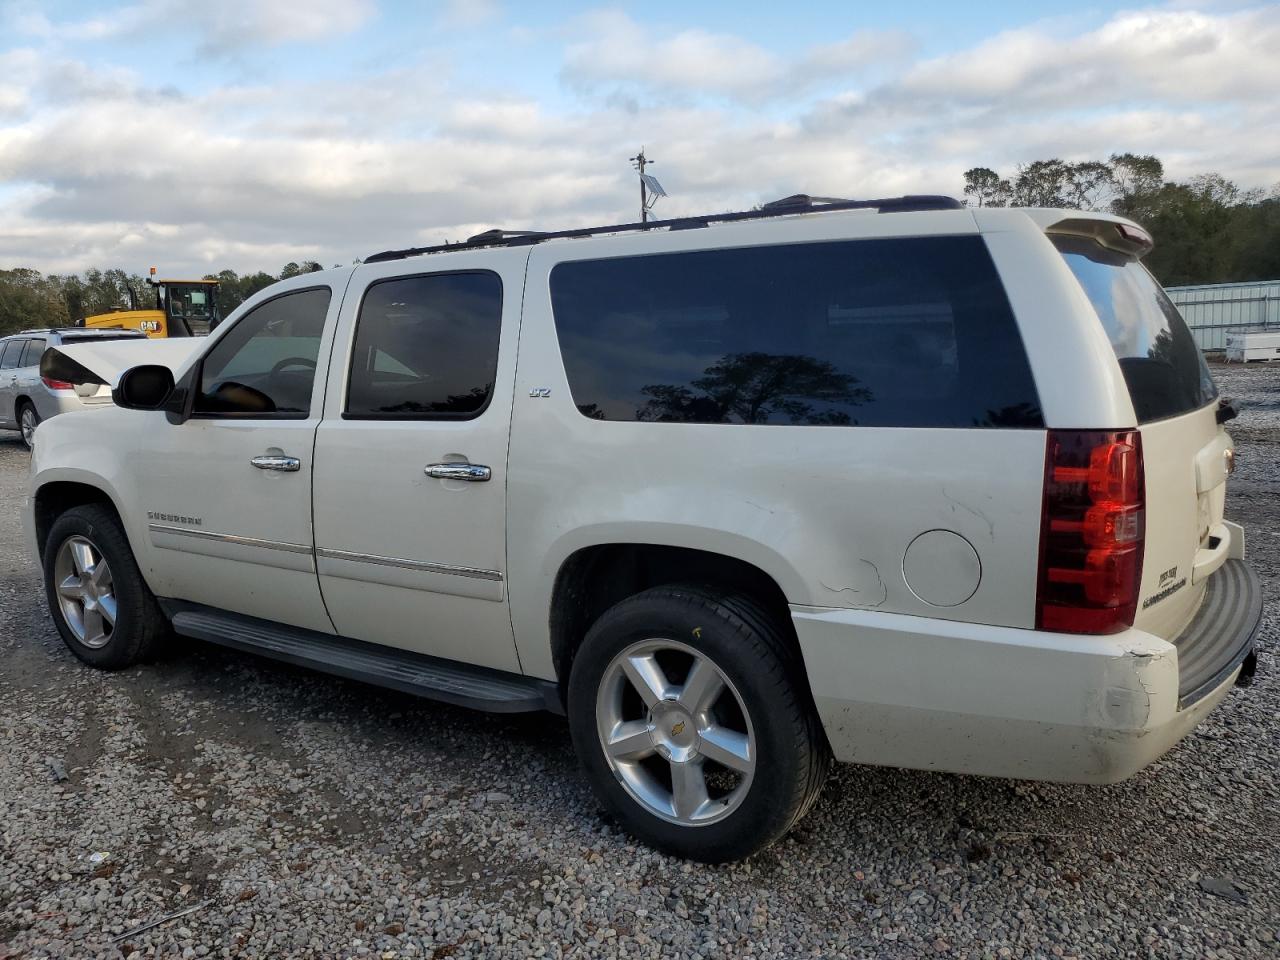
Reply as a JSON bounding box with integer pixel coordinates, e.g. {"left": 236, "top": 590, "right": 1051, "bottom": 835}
{"left": 425, "top": 462, "right": 491, "bottom": 482}
{"left": 251, "top": 455, "right": 301, "bottom": 472}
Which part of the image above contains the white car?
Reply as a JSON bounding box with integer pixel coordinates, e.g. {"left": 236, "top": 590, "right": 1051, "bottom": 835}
{"left": 25, "top": 195, "right": 1262, "bottom": 862}
{"left": 0, "top": 328, "right": 147, "bottom": 448}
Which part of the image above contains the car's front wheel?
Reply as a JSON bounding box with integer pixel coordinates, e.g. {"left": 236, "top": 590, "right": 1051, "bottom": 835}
{"left": 568, "top": 585, "right": 830, "bottom": 862}
{"left": 43, "top": 504, "right": 168, "bottom": 669}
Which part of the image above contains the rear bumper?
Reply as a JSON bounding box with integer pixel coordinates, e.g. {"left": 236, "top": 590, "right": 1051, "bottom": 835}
{"left": 1173, "top": 559, "right": 1261, "bottom": 707}
{"left": 32, "top": 389, "right": 99, "bottom": 421}
{"left": 793, "top": 560, "right": 1262, "bottom": 784}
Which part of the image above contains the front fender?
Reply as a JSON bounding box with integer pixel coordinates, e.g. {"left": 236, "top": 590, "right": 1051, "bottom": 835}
{"left": 28, "top": 409, "right": 156, "bottom": 589}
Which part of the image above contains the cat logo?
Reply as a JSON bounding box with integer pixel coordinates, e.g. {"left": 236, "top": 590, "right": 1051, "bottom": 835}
{"left": 139, "top": 319, "right": 161, "bottom": 333}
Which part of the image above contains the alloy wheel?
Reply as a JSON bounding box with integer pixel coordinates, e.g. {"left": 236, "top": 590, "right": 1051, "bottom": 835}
{"left": 53, "top": 535, "right": 117, "bottom": 649}
{"left": 596, "top": 638, "right": 755, "bottom": 826}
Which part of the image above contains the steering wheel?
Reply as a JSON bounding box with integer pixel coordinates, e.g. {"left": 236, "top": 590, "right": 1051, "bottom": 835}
{"left": 270, "top": 356, "right": 317, "bottom": 375}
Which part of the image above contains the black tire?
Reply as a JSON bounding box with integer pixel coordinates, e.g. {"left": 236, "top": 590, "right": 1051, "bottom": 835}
{"left": 568, "top": 584, "right": 830, "bottom": 862}
{"left": 17, "top": 401, "right": 39, "bottom": 450}
{"left": 42, "top": 504, "right": 168, "bottom": 670}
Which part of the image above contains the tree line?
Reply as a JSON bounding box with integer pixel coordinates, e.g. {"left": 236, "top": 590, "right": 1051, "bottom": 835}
{"left": 963, "top": 154, "right": 1280, "bottom": 286}
{"left": 5, "top": 153, "right": 1280, "bottom": 336}
{"left": 0, "top": 261, "right": 325, "bottom": 337}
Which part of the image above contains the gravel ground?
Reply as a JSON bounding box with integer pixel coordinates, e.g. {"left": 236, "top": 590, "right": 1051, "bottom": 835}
{"left": 2, "top": 362, "right": 1278, "bottom": 960}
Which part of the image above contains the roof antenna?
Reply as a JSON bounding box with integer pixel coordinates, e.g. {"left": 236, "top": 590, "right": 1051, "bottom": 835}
{"left": 630, "top": 147, "right": 667, "bottom": 223}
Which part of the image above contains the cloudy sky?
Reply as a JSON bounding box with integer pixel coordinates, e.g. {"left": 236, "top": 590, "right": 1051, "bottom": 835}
{"left": 1, "top": 0, "right": 1277, "bottom": 276}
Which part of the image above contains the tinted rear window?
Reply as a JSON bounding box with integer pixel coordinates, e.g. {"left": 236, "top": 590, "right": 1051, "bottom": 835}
{"left": 550, "top": 236, "right": 1042, "bottom": 428}
{"left": 346, "top": 272, "right": 502, "bottom": 419}
{"left": 1053, "top": 236, "right": 1217, "bottom": 423}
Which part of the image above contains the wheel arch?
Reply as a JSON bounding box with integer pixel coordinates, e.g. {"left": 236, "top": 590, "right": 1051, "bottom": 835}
{"left": 33, "top": 478, "right": 130, "bottom": 559}
{"left": 547, "top": 542, "right": 800, "bottom": 703}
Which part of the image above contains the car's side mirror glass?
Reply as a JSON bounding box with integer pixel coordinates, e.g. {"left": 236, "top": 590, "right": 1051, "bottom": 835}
{"left": 113, "top": 364, "right": 175, "bottom": 410}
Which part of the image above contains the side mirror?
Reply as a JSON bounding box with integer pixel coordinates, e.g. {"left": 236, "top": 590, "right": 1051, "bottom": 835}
{"left": 113, "top": 365, "right": 175, "bottom": 410}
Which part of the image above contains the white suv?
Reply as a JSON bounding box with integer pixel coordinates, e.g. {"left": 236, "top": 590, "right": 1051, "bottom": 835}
{"left": 25, "top": 195, "right": 1262, "bottom": 862}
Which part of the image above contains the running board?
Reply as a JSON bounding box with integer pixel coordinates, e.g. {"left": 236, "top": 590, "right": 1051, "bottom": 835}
{"left": 164, "top": 604, "right": 562, "bottom": 714}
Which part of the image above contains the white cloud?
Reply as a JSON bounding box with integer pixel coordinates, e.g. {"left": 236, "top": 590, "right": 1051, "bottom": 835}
{"left": 562, "top": 11, "right": 784, "bottom": 101}
{"left": 561, "top": 10, "right": 907, "bottom": 103}
{"left": 893, "top": 7, "right": 1280, "bottom": 109}
{"left": 156, "top": 0, "right": 378, "bottom": 55}
{"left": 5, "top": 0, "right": 376, "bottom": 54}
{"left": 0, "top": 4, "right": 1277, "bottom": 277}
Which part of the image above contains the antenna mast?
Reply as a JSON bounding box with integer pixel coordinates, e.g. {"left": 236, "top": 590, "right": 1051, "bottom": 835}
{"left": 630, "top": 147, "right": 667, "bottom": 223}
{"left": 631, "top": 147, "right": 651, "bottom": 223}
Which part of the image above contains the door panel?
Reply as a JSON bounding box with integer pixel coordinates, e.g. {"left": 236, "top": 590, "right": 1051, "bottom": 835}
{"left": 131, "top": 278, "right": 350, "bottom": 633}
{"left": 0, "top": 339, "right": 26, "bottom": 426}
{"left": 138, "top": 418, "right": 334, "bottom": 632}
{"left": 313, "top": 253, "right": 528, "bottom": 673}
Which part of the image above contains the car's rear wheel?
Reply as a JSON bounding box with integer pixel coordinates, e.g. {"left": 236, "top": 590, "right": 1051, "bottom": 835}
{"left": 43, "top": 504, "right": 168, "bottom": 669}
{"left": 568, "top": 584, "right": 830, "bottom": 862}
{"left": 18, "top": 402, "right": 39, "bottom": 449}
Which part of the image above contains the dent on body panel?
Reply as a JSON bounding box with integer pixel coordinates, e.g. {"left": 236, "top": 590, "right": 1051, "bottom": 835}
{"left": 1083, "top": 640, "right": 1176, "bottom": 779}
{"left": 819, "top": 558, "right": 888, "bottom": 608}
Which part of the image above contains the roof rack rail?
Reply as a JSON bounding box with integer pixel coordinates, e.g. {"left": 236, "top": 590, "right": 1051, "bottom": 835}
{"left": 364, "top": 193, "right": 963, "bottom": 263}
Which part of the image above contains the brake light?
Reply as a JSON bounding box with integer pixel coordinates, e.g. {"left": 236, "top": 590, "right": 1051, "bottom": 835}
{"left": 1037, "top": 430, "right": 1145, "bottom": 634}
{"left": 41, "top": 376, "right": 74, "bottom": 391}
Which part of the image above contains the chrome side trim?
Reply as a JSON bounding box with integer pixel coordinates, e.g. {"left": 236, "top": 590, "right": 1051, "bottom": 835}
{"left": 148, "top": 524, "right": 312, "bottom": 555}
{"left": 316, "top": 547, "right": 503, "bottom": 582}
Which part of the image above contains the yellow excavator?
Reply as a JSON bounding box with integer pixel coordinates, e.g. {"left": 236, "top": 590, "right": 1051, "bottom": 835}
{"left": 83, "top": 268, "right": 221, "bottom": 338}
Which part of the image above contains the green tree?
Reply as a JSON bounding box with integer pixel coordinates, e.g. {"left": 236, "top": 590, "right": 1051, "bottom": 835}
{"left": 1109, "top": 153, "right": 1164, "bottom": 215}
{"left": 204, "top": 269, "right": 279, "bottom": 315}
{"left": 963, "top": 167, "right": 1011, "bottom": 207}
{"left": 0, "top": 269, "right": 71, "bottom": 335}
{"left": 1063, "top": 161, "right": 1117, "bottom": 211}
{"left": 961, "top": 153, "right": 1280, "bottom": 284}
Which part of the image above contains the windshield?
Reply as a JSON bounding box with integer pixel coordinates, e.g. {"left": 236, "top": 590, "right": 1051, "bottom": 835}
{"left": 1052, "top": 235, "right": 1217, "bottom": 423}
{"left": 166, "top": 284, "right": 219, "bottom": 336}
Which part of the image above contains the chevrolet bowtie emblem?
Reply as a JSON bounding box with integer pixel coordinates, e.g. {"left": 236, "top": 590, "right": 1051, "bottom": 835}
{"left": 670, "top": 721, "right": 686, "bottom": 736}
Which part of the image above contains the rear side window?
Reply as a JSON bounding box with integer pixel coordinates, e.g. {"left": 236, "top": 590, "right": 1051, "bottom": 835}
{"left": 1052, "top": 236, "right": 1217, "bottom": 423}
{"left": 0, "top": 340, "right": 25, "bottom": 369}
{"left": 346, "top": 271, "right": 502, "bottom": 419}
{"left": 20, "top": 339, "right": 46, "bottom": 367}
{"left": 549, "top": 236, "right": 1042, "bottom": 428}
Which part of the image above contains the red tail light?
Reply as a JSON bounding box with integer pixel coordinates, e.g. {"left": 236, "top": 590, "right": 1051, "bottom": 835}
{"left": 1037, "top": 430, "right": 1145, "bottom": 634}
{"left": 41, "top": 376, "right": 74, "bottom": 391}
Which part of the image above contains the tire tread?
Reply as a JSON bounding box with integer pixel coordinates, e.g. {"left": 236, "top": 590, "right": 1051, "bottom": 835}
{"left": 569, "top": 582, "right": 830, "bottom": 861}
{"left": 44, "top": 504, "right": 168, "bottom": 669}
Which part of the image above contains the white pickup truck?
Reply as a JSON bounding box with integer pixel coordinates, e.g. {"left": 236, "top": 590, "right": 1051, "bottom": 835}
{"left": 26, "top": 195, "right": 1262, "bottom": 862}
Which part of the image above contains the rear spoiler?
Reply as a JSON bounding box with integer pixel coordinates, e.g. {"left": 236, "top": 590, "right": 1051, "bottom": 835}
{"left": 1011, "top": 209, "right": 1156, "bottom": 259}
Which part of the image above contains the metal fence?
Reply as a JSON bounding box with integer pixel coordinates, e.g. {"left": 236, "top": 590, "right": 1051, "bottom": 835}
{"left": 1166, "top": 279, "right": 1280, "bottom": 352}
